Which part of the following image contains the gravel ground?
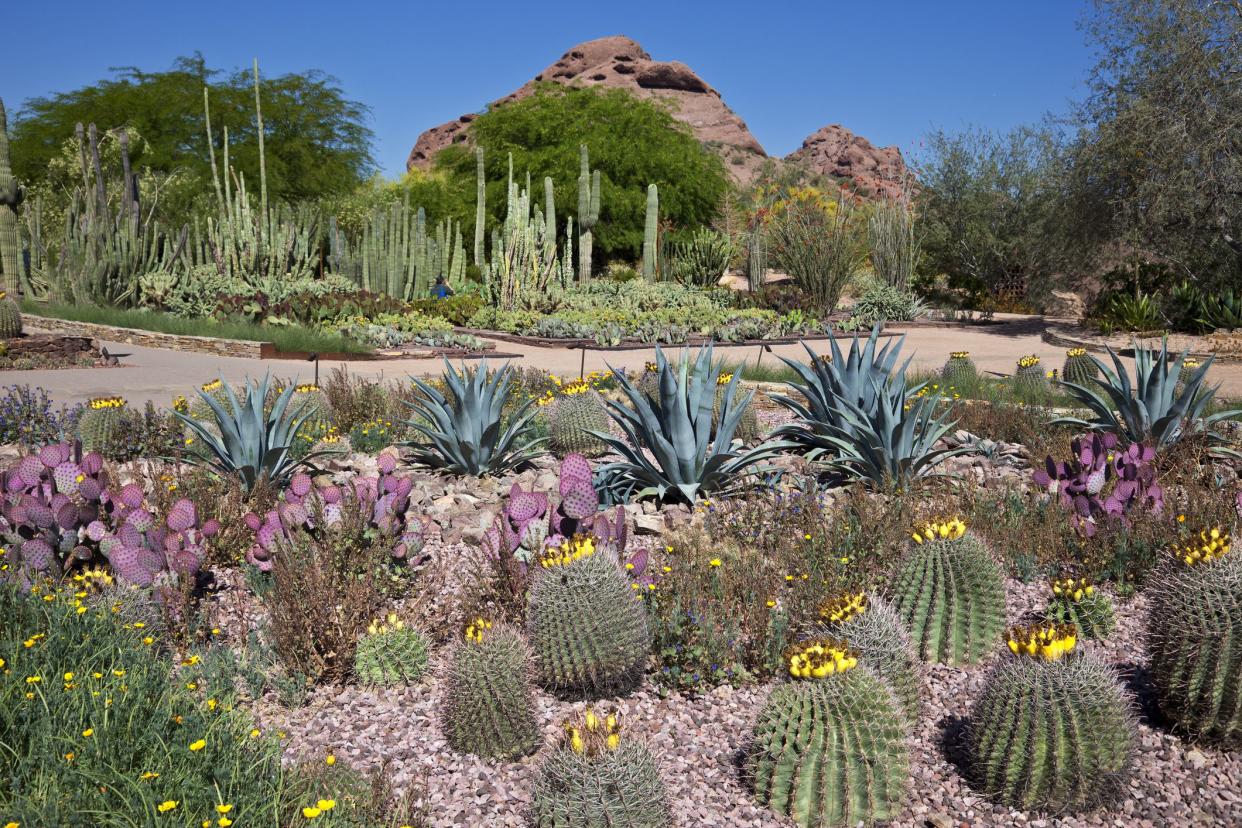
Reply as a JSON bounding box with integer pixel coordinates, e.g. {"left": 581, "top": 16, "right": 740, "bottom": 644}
{"left": 241, "top": 577, "right": 1242, "bottom": 828}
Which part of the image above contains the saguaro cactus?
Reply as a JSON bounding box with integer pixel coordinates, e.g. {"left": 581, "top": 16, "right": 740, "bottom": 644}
{"left": 474, "top": 146, "right": 486, "bottom": 266}
{"left": 577, "top": 145, "right": 600, "bottom": 282}
{"left": 642, "top": 183, "right": 659, "bottom": 281}
{"left": 0, "top": 97, "right": 24, "bottom": 295}
{"left": 544, "top": 175, "right": 556, "bottom": 257}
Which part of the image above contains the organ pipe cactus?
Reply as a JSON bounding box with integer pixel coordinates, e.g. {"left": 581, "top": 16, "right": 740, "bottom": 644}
{"left": 888, "top": 518, "right": 1006, "bottom": 665}
{"left": 1044, "top": 576, "right": 1116, "bottom": 640}
{"left": 1147, "top": 527, "right": 1242, "bottom": 746}
{"left": 642, "top": 183, "right": 658, "bottom": 281}
{"left": 968, "top": 624, "right": 1136, "bottom": 812}
{"left": 747, "top": 638, "right": 910, "bottom": 827}
{"left": 577, "top": 145, "right": 601, "bottom": 282}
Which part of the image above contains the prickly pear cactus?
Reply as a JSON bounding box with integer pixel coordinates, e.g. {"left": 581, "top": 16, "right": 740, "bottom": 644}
{"left": 548, "top": 384, "right": 610, "bottom": 458}
{"left": 0, "top": 290, "right": 22, "bottom": 338}
{"left": 1147, "top": 527, "right": 1241, "bottom": 746}
{"left": 968, "top": 624, "right": 1135, "bottom": 812}
{"left": 888, "top": 519, "right": 1006, "bottom": 665}
{"left": 77, "top": 397, "right": 136, "bottom": 454}
{"left": 527, "top": 535, "right": 649, "bottom": 696}
{"left": 354, "top": 613, "right": 430, "bottom": 687}
{"left": 941, "top": 351, "right": 976, "bottom": 385}
{"left": 1013, "top": 355, "right": 1047, "bottom": 394}
{"left": 1044, "top": 576, "right": 1115, "bottom": 640}
{"left": 1061, "top": 348, "right": 1099, "bottom": 387}
{"left": 532, "top": 708, "right": 669, "bottom": 828}
{"left": 814, "top": 593, "right": 921, "bottom": 727}
{"left": 747, "top": 638, "right": 910, "bottom": 827}
{"left": 440, "top": 619, "right": 540, "bottom": 759}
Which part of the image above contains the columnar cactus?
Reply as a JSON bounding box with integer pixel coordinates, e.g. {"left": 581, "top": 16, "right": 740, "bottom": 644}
{"left": 968, "top": 624, "right": 1135, "bottom": 812}
{"left": 0, "top": 290, "right": 22, "bottom": 337}
{"left": 642, "top": 184, "right": 659, "bottom": 281}
{"left": 1044, "top": 576, "right": 1115, "bottom": 640}
{"left": 77, "top": 397, "right": 136, "bottom": 454}
{"left": 1014, "top": 354, "right": 1047, "bottom": 393}
{"left": 548, "top": 383, "right": 610, "bottom": 458}
{"left": 747, "top": 638, "right": 910, "bottom": 827}
{"left": 940, "top": 351, "right": 976, "bottom": 385}
{"left": 888, "top": 518, "right": 1006, "bottom": 665}
{"left": 0, "top": 97, "right": 23, "bottom": 296}
{"left": 814, "top": 593, "right": 921, "bottom": 727}
{"left": 527, "top": 535, "right": 650, "bottom": 696}
{"left": 354, "top": 612, "right": 430, "bottom": 687}
{"left": 473, "top": 147, "right": 486, "bottom": 266}
{"left": 577, "top": 145, "right": 600, "bottom": 282}
{"left": 1061, "top": 347, "right": 1099, "bottom": 387}
{"left": 440, "top": 618, "right": 540, "bottom": 759}
{"left": 1147, "top": 527, "right": 1241, "bottom": 746}
{"left": 532, "top": 708, "right": 669, "bottom": 828}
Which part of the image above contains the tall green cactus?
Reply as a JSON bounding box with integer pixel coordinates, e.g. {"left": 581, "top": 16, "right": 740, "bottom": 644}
{"left": 488, "top": 173, "right": 570, "bottom": 311}
{"left": 642, "top": 184, "right": 659, "bottom": 281}
{"left": 544, "top": 175, "right": 556, "bottom": 259}
{"left": 440, "top": 619, "right": 540, "bottom": 759}
{"left": 0, "top": 97, "right": 25, "bottom": 296}
{"left": 474, "top": 146, "right": 486, "bottom": 266}
{"left": 577, "top": 145, "right": 600, "bottom": 283}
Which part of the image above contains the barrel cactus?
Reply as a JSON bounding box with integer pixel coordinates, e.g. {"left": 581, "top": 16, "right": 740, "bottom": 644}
{"left": 527, "top": 534, "right": 650, "bottom": 697}
{"left": 1013, "top": 354, "right": 1047, "bottom": 394}
{"left": 354, "top": 613, "right": 430, "bottom": 687}
{"left": 888, "top": 518, "right": 1006, "bottom": 665}
{"left": 78, "top": 397, "right": 137, "bottom": 454}
{"left": 636, "top": 361, "right": 659, "bottom": 399}
{"left": 940, "top": 351, "right": 976, "bottom": 385}
{"left": 1061, "top": 347, "right": 1099, "bottom": 387}
{"left": 440, "top": 618, "right": 540, "bottom": 759}
{"left": 1147, "top": 526, "right": 1241, "bottom": 746}
{"left": 1176, "top": 358, "right": 1204, "bottom": 398}
{"left": 747, "top": 638, "right": 910, "bottom": 827}
{"left": 968, "top": 623, "right": 1135, "bottom": 812}
{"left": 0, "top": 290, "right": 21, "bottom": 338}
{"left": 814, "top": 592, "right": 921, "bottom": 726}
{"left": 549, "top": 383, "right": 610, "bottom": 458}
{"left": 712, "top": 371, "right": 760, "bottom": 444}
{"left": 532, "top": 708, "right": 669, "bottom": 828}
{"left": 1044, "top": 576, "right": 1115, "bottom": 640}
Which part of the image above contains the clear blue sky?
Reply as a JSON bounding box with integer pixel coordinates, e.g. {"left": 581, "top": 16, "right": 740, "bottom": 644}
{"left": 8, "top": 1, "right": 1094, "bottom": 177}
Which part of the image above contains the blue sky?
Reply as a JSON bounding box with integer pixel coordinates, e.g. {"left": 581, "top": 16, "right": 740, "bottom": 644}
{"left": 8, "top": 1, "right": 1094, "bottom": 177}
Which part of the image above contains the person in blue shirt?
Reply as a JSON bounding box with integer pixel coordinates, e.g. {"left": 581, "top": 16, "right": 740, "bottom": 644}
{"left": 431, "top": 274, "right": 454, "bottom": 299}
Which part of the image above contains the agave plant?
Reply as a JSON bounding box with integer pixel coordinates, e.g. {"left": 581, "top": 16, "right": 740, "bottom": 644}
{"left": 175, "top": 374, "right": 328, "bottom": 493}
{"left": 1052, "top": 339, "right": 1240, "bottom": 456}
{"left": 401, "top": 359, "right": 543, "bottom": 476}
{"left": 593, "top": 345, "right": 787, "bottom": 503}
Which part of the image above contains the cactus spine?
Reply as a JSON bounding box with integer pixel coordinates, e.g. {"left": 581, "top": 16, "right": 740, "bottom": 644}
{"left": 577, "top": 145, "right": 600, "bottom": 283}
{"left": 0, "top": 97, "right": 24, "bottom": 296}
{"left": 474, "top": 146, "right": 486, "bottom": 266}
{"left": 548, "top": 387, "right": 610, "bottom": 458}
{"left": 77, "top": 397, "right": 135, "bottom": 455}
{"left": 1045, "top": 577, "right": 1115, "bottom": 640}
{"left": 354, "top": 614, "right": 430, "bottom": 687}
{"left": 441, "top": 620, "right": 540, "bottom": 759}
{"left": 642, "top": 184, "right": 659, "bottom": 281}
{"left": 888, "top": 519, "right": 1006, "bottom": 665}
{"left": 0, "top": 290, "right": 22, "bottom": 338}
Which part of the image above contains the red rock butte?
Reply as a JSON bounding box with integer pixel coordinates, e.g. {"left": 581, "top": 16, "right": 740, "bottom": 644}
{"left": 406, "top": 35, "right": 909, "bottom": 197}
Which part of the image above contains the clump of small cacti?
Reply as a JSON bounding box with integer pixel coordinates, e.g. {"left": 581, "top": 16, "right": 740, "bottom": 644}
{"left": 548, "top": 381, "right": 610, "bottom": 457}
{"left": 440, "top": 618, "right": 540, "bottom": 759}
{"left": 354, "top": 612, "right": 430, "bottom": 687}
{"left": 531, "top": 708, "right": 669, "bottom": 828}
{"left": 888, "top": 518, "right": 1006, "bottom": 665}
{"left": 0, "top": 290, "right": 22, "bottom": 338}
{"left": 1061, "top": 347, "right": 1099, "bottom": 386}
{"left": 527, "top": 534, "right": 650, "bottom": 696}
{"left": 941, "top": 351, "right": 976, "bottom": 385}
{"left": 814, "top": 592, "right": 922, "bottom": 726}
{"left": 747, "top": 638, "right": 910, "bottom": 827}
{"left": 1013, "top": 354, "right": 1047, "bottom": 393}
{"left": 1044, "top": 576, "right": 1115, "bottom": 639}
{"left": 712, "top": 372, "right": 760, "bottom": 444}
{"left": 77, "top": 396, "right": 137, "bottom": 454}
{"left": 968, "top": 623, "right": 1135, "bottom": 812}
{"left": 1147, "top": 526, "right": 1241, "bottom": 746}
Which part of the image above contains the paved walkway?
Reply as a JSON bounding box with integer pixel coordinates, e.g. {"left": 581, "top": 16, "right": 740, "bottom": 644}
{"left": 7, "top": 317, "right": 1242, "bottom": 407}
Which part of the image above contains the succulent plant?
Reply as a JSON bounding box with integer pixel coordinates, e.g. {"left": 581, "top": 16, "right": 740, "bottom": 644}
{"left": 888, "top": 519, "right": 1006, "bottom": 665}
{"left": 813, "top": 593, "right": 921, "bottom": 727}
{"left": 1062, "top": 347, "right": 1099, "bottom": 387}
{"left": 0, "top": 290, "right": 22, "bottom": 338}
{"left": 527, "top": 535, "right": 650, "bottom": 696}
{"left": 1031, "top": 432, "right": 1163, "bottom": 537}
{"left": 354, "top": 612, "right": 430, "bottom": 687}
{"left": 1044, "top": 577, "right": 1115, "bottom": 639}
{"left": 548, "top": 384, "right": 610, "bottom": 458}
{"left": 941, "top": 351, "right": 976, "bottom": 385}
{"left": 77, "top": 397, "right": 138, "bottom": 455}
{"left": 1013, "top": 354, "right": 1047, "bottom": 393}
{"left": 968, "top": 625, "right": 1136, "bottom": 812}
{"left": 92, "top": 491, "right": 217, "bottom": 588}
{"left": 440, "top": 618, "right": 540, "bottom": 759}
{"left": 712, "top": 375, "right": 760, "bottom": 444}
{"left": 747, "top": 638, "right": 909, "bottom": 827}
{"left": 532, "top": 708, "right": 669, "bottom": 828}
{"left": 1146, "top": 527, "right": 1241, "bottom": 746}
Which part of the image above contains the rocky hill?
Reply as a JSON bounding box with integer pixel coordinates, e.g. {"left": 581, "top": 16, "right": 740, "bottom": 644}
{"left": 406, "top": 35, "right": 909, "bottom": 196}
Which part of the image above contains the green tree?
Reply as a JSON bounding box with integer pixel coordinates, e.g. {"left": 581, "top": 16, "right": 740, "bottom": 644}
{"left": 433, "top": 85, "right": 731, "bottom": 263}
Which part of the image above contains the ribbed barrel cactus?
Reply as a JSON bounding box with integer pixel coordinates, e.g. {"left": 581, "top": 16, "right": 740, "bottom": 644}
{"left": 747, "top": 638, "right": 910, "bottom": 827}
{"left": 77, "top": 396, "right": 137, "bottom": 454}
{"left": 712, "top": 372, "right": 760, "bottom": 444}
{"left": 1044, "top": 576, "right": 1115, "bottom": 640}
{"left": 888, "top": 518, "right": 1006, "bottom": 665}
{"left": 354, "top": 612, "right": 430, "bottom": 687}
{"left": 527, "top": 534, "right": 650, "bottom": 696}
{"left": 532, "top": 708, "right": 669, "bottom": 828}
{"left": 940, "top": 351, "right": 976, "bottom": 385}
{"left": 968, "top": 623, "right": 1135, "bottom": 812}
{"left": 636, "top": 361, "right": 659, "bottom": 399}
{"left": 440, "top": 618, "right": 540, "bottom": 759}
{"left": 1014, "top": 354, "right": 1047, "bottom": 393}
{"left": 0, "top": 290, "right": 22, "bottom": 338}
{"left": 814, "top": 592, "right": 921, "bottom": 726}
{"left": 1061, "top": 348, "right": 1099, "bottom": 387}
{"left": 1147, "top": 527, "right": 1241, "bottom": 746}
{"left": 548, "top": 383, "right": 610, "bottom": 458}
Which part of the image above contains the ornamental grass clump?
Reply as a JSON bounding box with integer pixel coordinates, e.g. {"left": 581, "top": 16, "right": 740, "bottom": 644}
{"left": 747, "top": 637, "right": 910, "bottom": 827}
{"left": 353, "top": 612, "right": 430, "bottom": 687}
{"left": 440, "top": 618, "right": 540, "bottom": 759}
{"left": 527, "top": 534, "right": 650, "bottom": 696}
{"left": 888, "top": 518, "right": 1006, "bottom": 665}
{"left": 967, "top": 623, "right": 1136, "bottom": 813}
{"left": 531, "top": 708, "right": 669, "bottom": 828}
{"left": 1146, "top": 526, "right": 1242, "bottom": 746}
{"left": 1044, "top": 576, "right": 1116, "bottom": 639}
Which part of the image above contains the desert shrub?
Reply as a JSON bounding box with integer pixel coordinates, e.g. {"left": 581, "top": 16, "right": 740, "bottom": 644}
{"left": 869, "top": 196, "right": 919, "bottom": 291}
{"left": 767, "top": 188, "right": 868, "bottom": 311}
{"left": 667, "top": 227, "right": 735, "bottom": 288}
{"left": 409, "top": 293, "right": 483, "bottom": 326}
{"left": 850, "top": 278, "right": 927, "bottom": 324}
{"left": 0, "top": 384, "right": 82, "bottom": 447}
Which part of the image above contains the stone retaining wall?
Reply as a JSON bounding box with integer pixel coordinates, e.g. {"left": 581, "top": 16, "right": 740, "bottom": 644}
{"left": 23, "top": 316, "right": 263, "bottom": 359}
